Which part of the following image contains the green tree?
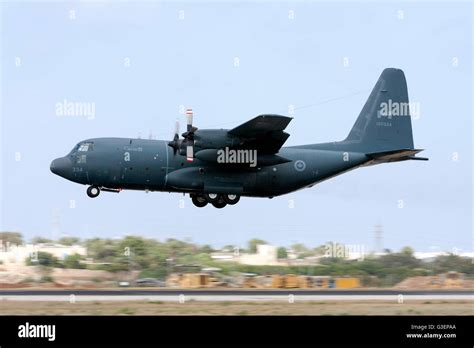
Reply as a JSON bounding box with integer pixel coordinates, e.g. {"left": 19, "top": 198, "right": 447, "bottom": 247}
{"left": 247, "top": 239, "right": 267, "bottom": 253}
{"left": 31, "top": 237, "right": 53, "bottom": 244}
{"left": 115, "top": 236, "right": 155, "bottom": 270}
{"left": 198, "top": 244, "right": 214, "bottom": 254}
{"left": 165, "top": 238, "right": 196, "bottom": 257}
{"left": 291, "top": 243, "right": 313, "bottom": 259}
{"left": 85, "top": 238, "right": 117, "bottom": 261}
{"left": 26, "top": 252, "right": 58, "bottom": 267}
{"left": 63, "top": 253, "right": 84, "bottom": 269}
{"left": 118, "top": 236, "right": 148, "bottom": 256}
{"left": 0, "top": 232, "right": 23, "bottom": 245}
{"left": 313, "top": 244, "right": 327, "bottom": 256}
{"left": 277, "top": 247, "right": 288, "bottom": 259}
{"left": 58, "top": 237, "right": 80, "bottom": 246}
{"left": 291, "top": 243, "right": 309, "bottom": 254}
{"left": 400, "top": 246, "right": 415, "bottom": 256}
{"left": 431, "top": 254, "right": 474, "bottom": 275}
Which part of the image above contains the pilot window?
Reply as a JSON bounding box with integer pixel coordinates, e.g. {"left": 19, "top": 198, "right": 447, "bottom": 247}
{"left": 78, "top": 142, "right": 93, "bottom": 152}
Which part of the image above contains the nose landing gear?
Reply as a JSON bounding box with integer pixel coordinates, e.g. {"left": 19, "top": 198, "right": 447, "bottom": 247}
{"left": 86, "top": 185, "right": 100, "bottom": 198}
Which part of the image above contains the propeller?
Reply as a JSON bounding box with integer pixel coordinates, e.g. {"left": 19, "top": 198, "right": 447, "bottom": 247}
{"left": 168, "top": 119, "right": 181, "bottom": 155}
{"left": 167, "top": 108, "right": 198, "bottom": 162}
{"left": 182, "top": 108, "right": 197, "bottom": 162}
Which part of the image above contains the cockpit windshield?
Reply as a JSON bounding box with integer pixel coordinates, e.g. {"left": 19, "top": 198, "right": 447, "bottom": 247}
{"left": 78, "top": 142, "right": 93, "bottom": 152}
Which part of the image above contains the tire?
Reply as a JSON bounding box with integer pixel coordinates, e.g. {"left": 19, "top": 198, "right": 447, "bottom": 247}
{"left": 204, "top": 193, "right": 219, "bottom": 203}
{"left": 223, "top": 194, "right": 240, "bottom": 205}
{"left": 87, "top": 186, "right": 100, "bottom": 198}
{"left": 191, "top": 195, "right": 208, "bottom": 208}
{"left": 211, "top": 197, "right": 227, "bottom": 209}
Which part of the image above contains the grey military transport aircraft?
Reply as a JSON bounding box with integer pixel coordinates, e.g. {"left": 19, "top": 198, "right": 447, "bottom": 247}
{"left": 51, "top": 68, "right": 427, "bottom": 208}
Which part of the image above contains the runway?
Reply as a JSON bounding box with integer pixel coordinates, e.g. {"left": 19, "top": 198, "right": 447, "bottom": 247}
{"left": 0, "top": 289, "right": 472, "bottom": 302}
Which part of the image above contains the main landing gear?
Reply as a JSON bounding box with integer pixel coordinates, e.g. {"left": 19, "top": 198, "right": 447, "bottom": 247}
{"left": 190, "top": 193, "right": 240, "bottom": 208}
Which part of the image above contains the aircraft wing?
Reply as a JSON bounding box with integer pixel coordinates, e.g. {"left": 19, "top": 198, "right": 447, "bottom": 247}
{"left": 228, "top": 114, "right": 293, "bottom": 153}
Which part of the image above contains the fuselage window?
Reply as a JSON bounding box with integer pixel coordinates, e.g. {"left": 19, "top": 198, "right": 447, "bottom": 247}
{"left": 76, "top": 154, "right": 87, "bottom": 164}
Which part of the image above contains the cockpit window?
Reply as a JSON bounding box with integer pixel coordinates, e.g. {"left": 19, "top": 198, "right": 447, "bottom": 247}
{"left": 78, "top": 142, "right": 93, "bottom": 152}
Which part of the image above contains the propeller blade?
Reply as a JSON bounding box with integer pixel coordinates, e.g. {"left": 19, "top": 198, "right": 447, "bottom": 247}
{"left": 186, "top": 108, "right": 193, "bottom": 132}
{"left": 168, "top": 118, "right": 181, "bottom": 155}
{"left": 186, "top": 145, "right": 194, "bottom": 162}
{"left": 174, "top": 119, "right": 180, "bottom": 138}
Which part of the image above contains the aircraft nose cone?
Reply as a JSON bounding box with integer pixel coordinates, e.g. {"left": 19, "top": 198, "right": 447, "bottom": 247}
{"left": 50, "top": 157, "right": 71, "bottom": 177}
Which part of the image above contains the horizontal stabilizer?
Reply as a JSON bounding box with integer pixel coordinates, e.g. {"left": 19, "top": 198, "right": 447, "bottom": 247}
{"left": 407, "top": 155, "right": 429, "bottom": 161}
{"left": 364, "top": 148, "right": 428, "bottom": 165}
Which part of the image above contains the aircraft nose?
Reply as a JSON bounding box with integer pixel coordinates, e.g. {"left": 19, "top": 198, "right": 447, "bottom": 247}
{"left": 50, "top": 157, "right": 72, "bottom": 177}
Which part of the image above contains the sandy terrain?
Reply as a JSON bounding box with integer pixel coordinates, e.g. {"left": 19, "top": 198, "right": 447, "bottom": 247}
{"left": 1, "top": 300, "right": 472, "bottom": 315}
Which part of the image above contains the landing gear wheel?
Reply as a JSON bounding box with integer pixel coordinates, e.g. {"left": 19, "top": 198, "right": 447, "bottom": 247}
{"left": 87, "top": 185, "right": 100, "bottom": 198}
{"left": 191, "top": 195, "right": 208, "bottom": 208}
{"left": 223, "top": 194, "right": 240, "bottom": 205}
{"left": 211, "top": 197, "right": 227, "bottom": 209}
{"left": 204, "top": 193, "right": 219, "bottom": 203}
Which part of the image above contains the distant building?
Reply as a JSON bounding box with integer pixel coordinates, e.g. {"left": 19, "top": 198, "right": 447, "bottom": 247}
{"left": 414, "top": 251, "right": 450, "bottom": 262}
{"left": 211, "top": 244, "right": 282, "bottom": 265}
{"left": 237, "top": 244, "right": 279, "bottom": 266}
{"left": 0, "top": 243, "right": 86, "bottom": 265}
{"left": 414, "top": 251, "right": 474, "bottom": 262}
{"left": 210, "top": 251, "right": 235, "bottom": 262}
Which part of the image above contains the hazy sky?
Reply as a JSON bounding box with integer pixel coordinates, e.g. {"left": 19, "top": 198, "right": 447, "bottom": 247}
{"left": 1, "top": 1, "right": 472, "bottom": 252}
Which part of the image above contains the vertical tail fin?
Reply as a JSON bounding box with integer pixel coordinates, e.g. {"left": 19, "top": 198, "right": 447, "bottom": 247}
{"left": 345, "top": 68, "right": 415, "bottom": 153}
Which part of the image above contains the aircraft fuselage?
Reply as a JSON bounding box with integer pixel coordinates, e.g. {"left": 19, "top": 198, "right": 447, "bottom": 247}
{"left": 51, "top": 137, "right": 369, "bottom": 198}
